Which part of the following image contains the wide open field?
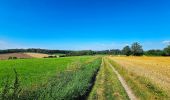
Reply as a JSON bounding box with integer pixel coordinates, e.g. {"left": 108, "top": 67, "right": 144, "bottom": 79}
{"left": 108, "top": 56, "right": 170, "bottom": 99}
{"left": 1, "top": 56, "right": 169, "bottom": 100}
{"left": 0, "top": 56, "right": 102, "bottom": 99}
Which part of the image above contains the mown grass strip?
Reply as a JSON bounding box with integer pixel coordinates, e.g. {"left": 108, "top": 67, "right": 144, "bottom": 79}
{"left": 88, "top": 58, "right": 129, "bottom": 100}
{"left": 106, "top": 59, "right": 137, "bottom": 100}
{"left": 108, "top": 57, "right": 169, "bottom": 100}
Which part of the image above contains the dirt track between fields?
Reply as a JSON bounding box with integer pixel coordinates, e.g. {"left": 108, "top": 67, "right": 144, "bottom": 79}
{"left": 105, "top": 58, "right": 137, "bottom": 100}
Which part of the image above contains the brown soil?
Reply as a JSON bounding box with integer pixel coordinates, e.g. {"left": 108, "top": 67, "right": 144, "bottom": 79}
{"left": 0, "top": 53, "right": 49, "bottom": 60}
{"left": 0, "top": 53, "right": 32, "bottom": 60}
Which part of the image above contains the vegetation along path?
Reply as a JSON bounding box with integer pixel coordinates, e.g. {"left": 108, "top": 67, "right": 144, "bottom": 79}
{"left": 105, "top": 57, "right": 137, "bottom": 100}
{"left": 88, "top": 57, "right": 129, "bottom": 100}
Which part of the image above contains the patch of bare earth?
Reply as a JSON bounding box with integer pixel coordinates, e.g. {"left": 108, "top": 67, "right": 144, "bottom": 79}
{"left": 0, "top": 53, "right": 32, "bottom": 60}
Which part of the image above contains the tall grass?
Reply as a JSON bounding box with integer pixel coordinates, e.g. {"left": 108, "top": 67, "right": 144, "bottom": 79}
{"left": 1, "top": 69, "right": 21, "bottom": 100}
{"left": 0, "top": 57, "right": 101, "bottom": 100}
{"left": 0, "top": 56, "right": 94, "bottom": 90}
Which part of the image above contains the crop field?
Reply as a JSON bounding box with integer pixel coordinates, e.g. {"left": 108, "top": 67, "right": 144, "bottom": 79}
{"left": 24, "top": 53, "right": 49, "bottom": 58}
{"left": 108, "top": 56, "right": 170, "bottom": 99}
{"left": 1, "top": 55, "right": 170, "bottom": 100}
{"left": 0, "top": 56, "right": 101, "bottom": 99}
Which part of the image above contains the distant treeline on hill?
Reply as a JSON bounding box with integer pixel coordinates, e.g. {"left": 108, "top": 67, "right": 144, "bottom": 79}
{"left": 0, "top": 42, "right": 170, "bottom": 56}
{"left": 0, "top": 48, "right": 71, "bottom": 54}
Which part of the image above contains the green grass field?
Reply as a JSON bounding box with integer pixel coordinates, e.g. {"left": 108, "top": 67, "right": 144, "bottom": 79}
{"left": 0, "top": 56, "right": 88, "bottom": 88}
{"left": 0, "top": 56, "right": 102, "bottom": 99}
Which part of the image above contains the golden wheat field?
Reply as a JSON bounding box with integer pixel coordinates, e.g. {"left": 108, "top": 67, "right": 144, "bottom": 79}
{"left": 109, "top": 56, "right": 170, "bottom": 95}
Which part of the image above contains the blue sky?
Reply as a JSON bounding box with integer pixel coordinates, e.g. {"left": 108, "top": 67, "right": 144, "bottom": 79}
{"left": 0, "top": 0, "right": 170, "bottom": 50}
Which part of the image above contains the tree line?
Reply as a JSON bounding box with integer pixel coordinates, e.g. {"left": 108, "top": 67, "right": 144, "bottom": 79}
{"left": 0, "top": 42, "right": 170, "bottom": 56}
{"left": 122, "top": 42, "right": 170, "bottom": 56}
{"left": 0, "top": 48, "right": 71, "bottom": 54}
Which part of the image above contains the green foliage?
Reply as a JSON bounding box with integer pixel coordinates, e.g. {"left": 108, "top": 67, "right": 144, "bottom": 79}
{"left": 145, "top": 45, "right": 170, "bottom": 56}
{"left": 131, "top": 42, "right": 144, "bottom": 56}
{"left": 164, "top": 45, "right": 170, "bottom": 56}
{"left": 8, "top": 57, "right": 18, "bottom": 60}
{"left": 122, "top": 46, "right": 131, "bottom": 56}
{"left": 0, "top": 49, "right": 71, "bottom": 54}
{"left": 1, "top": 44, "right": 170, "bottom": 57}
{"left": 96, "top": 49, "right": 122, "bottom": 55}
{"left": 66, "top": 50, "right": 96, "bottom": 56}
{"left": 145, "top": 50, "right": 165, "bottom": 56}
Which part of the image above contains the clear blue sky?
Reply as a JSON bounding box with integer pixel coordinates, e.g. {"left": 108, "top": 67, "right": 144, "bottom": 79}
{"left": 0, "top": 0, "right": 170, "bottom": 50}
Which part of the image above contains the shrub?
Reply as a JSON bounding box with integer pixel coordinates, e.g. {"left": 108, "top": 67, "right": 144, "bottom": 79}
{"left": 8, "top": 57, "right": 18, "bottom": 60}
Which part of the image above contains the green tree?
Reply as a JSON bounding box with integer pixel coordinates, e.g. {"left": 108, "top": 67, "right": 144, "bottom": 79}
{"left": 145, "top": 49, "right": 165, "bottom": 56}
{"left": 131, "top": 42, "right": 143, "bottom": 56}
{"left": 122, "top": 46, "right": 131, "bottom": 56}
{"left": 164, "top": 45, "right": 170, "bottom": 56}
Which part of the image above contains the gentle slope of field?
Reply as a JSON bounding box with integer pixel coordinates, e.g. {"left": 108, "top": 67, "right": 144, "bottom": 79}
{"left": 0, "top": 56, "right": 101, "bottom": 99}
{"left": 1, "top": 55, "right": 169, "bottom": 99}
{"left": 108, "top": 56, "right": 170, "bottom": 99}
{"left": 0, "top": 57, "right": 77, "bottom": 89}
{"left": 20, "top": 58, "right": 101, "bottom": 99}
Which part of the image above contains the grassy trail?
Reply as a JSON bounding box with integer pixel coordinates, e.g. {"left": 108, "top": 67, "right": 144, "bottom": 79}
{"left": 88, "top": 57, "right": 129, "bottom": 100}
{"left": 106, "top": 58, "right": 137, "bottom": 100}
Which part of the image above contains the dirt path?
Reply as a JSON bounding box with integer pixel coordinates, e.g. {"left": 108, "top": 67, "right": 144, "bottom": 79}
{"left": 105, "top": 58, "right": 137, "bottom": 100}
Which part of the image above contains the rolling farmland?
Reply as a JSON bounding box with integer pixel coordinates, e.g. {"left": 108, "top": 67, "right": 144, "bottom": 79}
{"left": 0, "top": 56, "right": 170, "bottom": 100}
{"left": 1, "top": 0, "right": 169, "bottom": 99}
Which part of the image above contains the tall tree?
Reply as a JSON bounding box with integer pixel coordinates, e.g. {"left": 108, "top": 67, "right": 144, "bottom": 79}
{"left": 122, "top": 46, "right": 131, "bottom": 56}
{"left": 164, "top": 45, "right": 170, "bottom": 56}
{"left": 131, "top": 42, "right": 143, "bottom": 56}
